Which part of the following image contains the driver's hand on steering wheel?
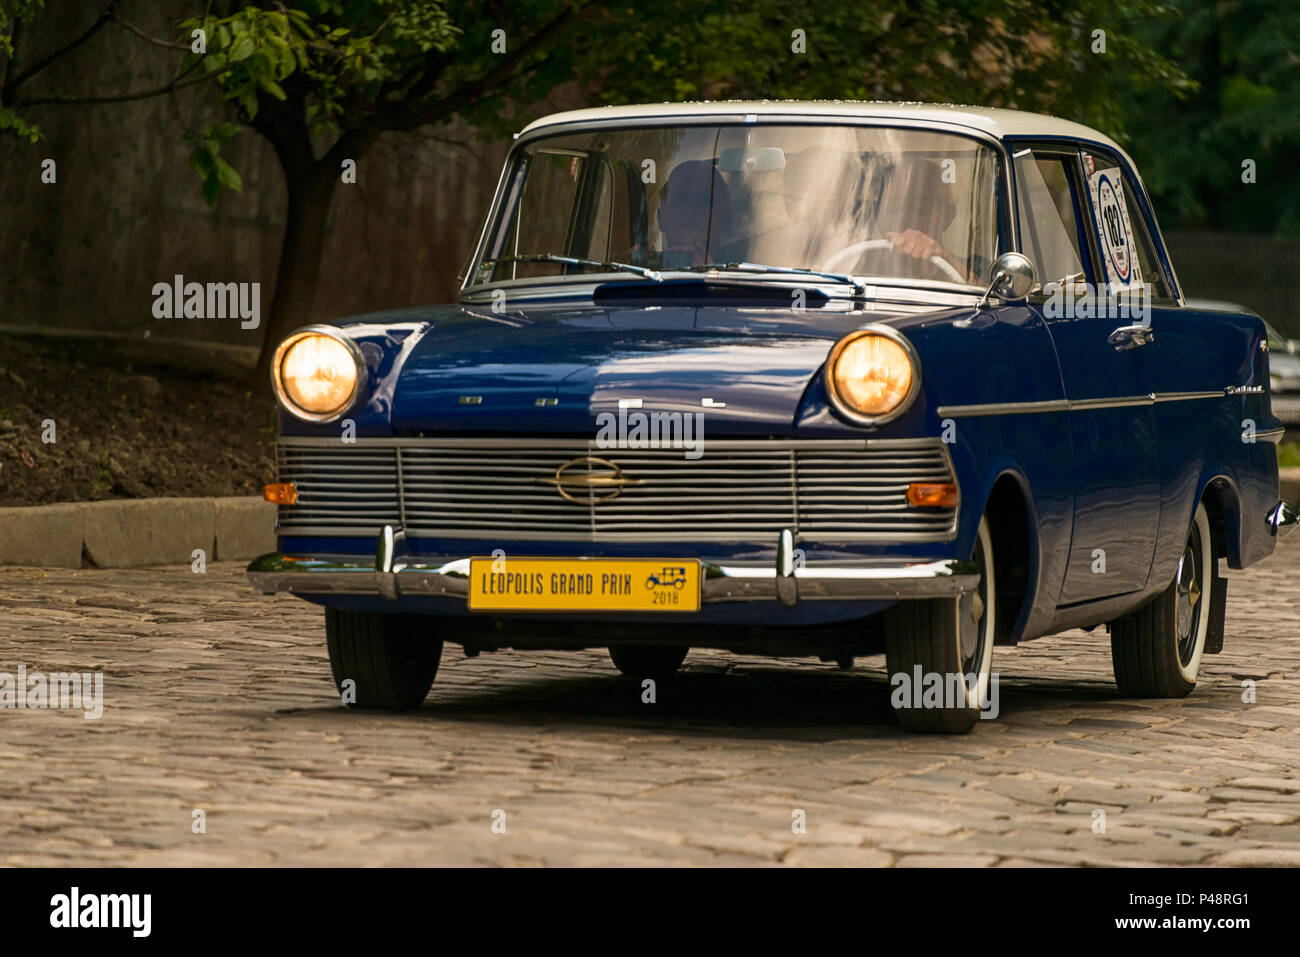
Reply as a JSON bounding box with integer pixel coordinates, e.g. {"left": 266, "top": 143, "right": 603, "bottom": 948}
{"left": 885, "top": 228, "right": 944, "bottom": 261}
{"left": 885, "top": 229, "right": 978, "bottom": 283}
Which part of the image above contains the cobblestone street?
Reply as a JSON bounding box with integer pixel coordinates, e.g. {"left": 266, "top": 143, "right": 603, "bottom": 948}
{"left": 1, "top": 537, "right": 1297, "bottom": 867}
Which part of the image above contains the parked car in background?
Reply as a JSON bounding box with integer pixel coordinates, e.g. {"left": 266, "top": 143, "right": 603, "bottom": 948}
{"left": 1267, "top": 325, "right": 1300, "bottom": 394}
{"left": 249, "top": 102, "right": 1295, "bottom": 733}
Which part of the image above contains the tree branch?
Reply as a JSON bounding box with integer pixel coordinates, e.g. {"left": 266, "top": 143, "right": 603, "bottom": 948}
{"left": 111, "top": 16, "right": 193, "bottom": 52}
{"left": 13, "top": 63, "right": 229, "bottom": 107}
{"left": 381, "top": 0, "right": 596, "bottom": 133}
{"left": 3, "top": 0, "right": 119, "bottom": 102}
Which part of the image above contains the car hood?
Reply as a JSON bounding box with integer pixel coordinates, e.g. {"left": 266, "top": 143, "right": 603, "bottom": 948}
{"left": 380, "top": 303, "right": 922, "bottom": 435}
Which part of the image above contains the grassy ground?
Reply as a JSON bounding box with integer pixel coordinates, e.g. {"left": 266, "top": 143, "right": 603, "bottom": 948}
{"left": 1279, "top": 441, "right": 1300, "bottom": 469}
{"left": 0, "top": 333, "right": 275, "bottom": 507}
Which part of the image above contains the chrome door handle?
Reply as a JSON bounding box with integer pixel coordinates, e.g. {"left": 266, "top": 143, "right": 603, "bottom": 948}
{"left": 1107, "top": 323, "right": 1155, "bottom": 351}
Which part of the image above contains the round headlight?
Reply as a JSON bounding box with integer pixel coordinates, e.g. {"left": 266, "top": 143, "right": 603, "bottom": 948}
{"left": 272, "top": 327, "right": 364, "bottom": 422}
{"left": 825, "top": 326, "right": 920, "bottom": 425}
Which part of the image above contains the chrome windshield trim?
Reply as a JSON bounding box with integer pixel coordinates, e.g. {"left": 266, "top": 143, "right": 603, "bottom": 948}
{"left": 462, "top": 116, "right": 1013, "bottom": 298}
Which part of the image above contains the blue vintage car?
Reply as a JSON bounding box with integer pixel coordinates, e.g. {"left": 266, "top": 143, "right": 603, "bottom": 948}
{"left": 248, "top": 102, "right": 1295, "bottom": 732}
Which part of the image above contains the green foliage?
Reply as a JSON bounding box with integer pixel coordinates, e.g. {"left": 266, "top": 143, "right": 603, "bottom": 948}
{"left": 1, "top": 1, "right": 44, "bottom": 140}
{"left": 0, "top": 0, "right": 42, "bottom": 57}
{"left": 178, "top": 1, "right": 459, "bottom": 134}
{"left": 162, "top": 0, "right": 1194, "bottom": 203}
{"left": 0, "top": 105, "right": 39, "bottom": 140}
{"left": 1, "top": 1, "right": 41, "bottom": 140}
{"left": 1114, "top": 0, "right": 1300, "bottom": 235}
{"left": 183, "top": 122, "right": 244, "bottom": 205}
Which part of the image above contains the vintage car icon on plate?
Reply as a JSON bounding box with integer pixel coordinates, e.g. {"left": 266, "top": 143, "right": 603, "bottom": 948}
{"left": 646, "top": 567, "right": 690, "bottom": 591}
{"left": 248, "top": 101, "right": 1295, "bottom": 733}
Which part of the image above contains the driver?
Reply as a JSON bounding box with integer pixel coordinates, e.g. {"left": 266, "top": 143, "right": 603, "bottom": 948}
{"left": 881, "top": 161, "right": 982, "bottom": 283}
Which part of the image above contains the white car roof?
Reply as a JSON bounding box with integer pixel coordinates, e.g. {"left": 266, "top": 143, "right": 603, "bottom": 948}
{"left": 519, "top": 100, "right": 1126, "bottom": 154}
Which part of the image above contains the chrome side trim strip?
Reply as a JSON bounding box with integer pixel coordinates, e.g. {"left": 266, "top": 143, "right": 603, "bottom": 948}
{"left": 938, "top": 389, "right": 1233, "bottom": 418}
{"left": 1155, "top": 390, "right": 1230, "bottom": 403}
{"left": 1068, "top": 393, "right": 1155, "bottom": 410}
{"left": 936, "top": 399, "right": 1071, "bottom": 417}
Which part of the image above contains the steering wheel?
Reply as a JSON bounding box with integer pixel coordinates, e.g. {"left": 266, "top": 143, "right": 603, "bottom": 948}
{"left": 821, "top": 238, "right": 966, "bottom": 283}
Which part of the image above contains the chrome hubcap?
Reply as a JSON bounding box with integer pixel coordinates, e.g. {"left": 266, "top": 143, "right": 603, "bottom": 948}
{"left": 959, "top": 546, "right": 988, "bottom": 667}
{"left": 1175, "top": 534, "right": 1203, "bottom": 666}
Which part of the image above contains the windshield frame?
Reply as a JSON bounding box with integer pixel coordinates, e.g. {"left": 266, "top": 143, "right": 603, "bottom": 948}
{"left": 460, "top": 114, "right": 1015, "bottom": 304}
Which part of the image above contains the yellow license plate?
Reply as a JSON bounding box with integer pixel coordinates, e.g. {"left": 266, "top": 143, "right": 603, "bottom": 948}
{"left": 467, "top": 557, "right": 701, "bottom": 612}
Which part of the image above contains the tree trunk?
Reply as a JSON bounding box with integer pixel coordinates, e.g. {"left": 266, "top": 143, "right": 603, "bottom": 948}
{"left": 253, "top": 157, "right": 338, "bottom": 391}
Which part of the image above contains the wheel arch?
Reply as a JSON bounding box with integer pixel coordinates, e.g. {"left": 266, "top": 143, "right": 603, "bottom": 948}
{"left": 980, "top": 469, "right": 1040, "bottom": 646}
{"left": 1198, "top": 473, "right": 1243, "bottom": 568}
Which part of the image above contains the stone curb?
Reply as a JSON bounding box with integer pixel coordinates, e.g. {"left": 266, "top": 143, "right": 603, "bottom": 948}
{"left": 0, "top": 497, "right": 276, "bottom": 568}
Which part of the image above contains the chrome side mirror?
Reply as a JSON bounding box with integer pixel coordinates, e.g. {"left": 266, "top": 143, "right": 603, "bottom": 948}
{"left": 976, "top": 252, "right": 1036, "bottom": 309}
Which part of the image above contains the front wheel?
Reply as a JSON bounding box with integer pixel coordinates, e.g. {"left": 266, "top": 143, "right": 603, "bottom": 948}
{"left": 884, "top": 516, "right": 996, "bottom": 733}
{"left": 1110, "top": 502, "right": 1214, "bottom": 697}
{"left": 325, "top": 609, "right": 442, "bottom": 711}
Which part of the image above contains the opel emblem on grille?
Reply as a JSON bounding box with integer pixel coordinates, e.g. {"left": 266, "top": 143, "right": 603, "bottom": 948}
{"left": 536, "top": 455, "right": 644, "bottom": 505}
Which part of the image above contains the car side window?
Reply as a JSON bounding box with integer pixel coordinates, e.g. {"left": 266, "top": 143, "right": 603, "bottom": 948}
{"left": 1013, "top": 151, "right": 1087, "bottom": 287}
{"left": 494, "top": 150, "right": 620, "bottom": 280}
{"left": 1080, "top": 151, "right": 1171, "bottom": 300}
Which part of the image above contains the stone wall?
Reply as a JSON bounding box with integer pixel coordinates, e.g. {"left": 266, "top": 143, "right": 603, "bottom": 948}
{"left": 0, "top": 1, "right": 521, "bottom": 348}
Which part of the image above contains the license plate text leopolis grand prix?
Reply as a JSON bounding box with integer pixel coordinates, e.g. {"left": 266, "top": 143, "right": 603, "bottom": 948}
{"left": 467, "top": 558, "right": 702, "bottom": 612}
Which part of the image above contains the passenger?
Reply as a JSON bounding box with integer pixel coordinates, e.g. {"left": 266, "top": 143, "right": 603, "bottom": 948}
{"left": 655, "top": 160, "right": 732, "bottom": 267}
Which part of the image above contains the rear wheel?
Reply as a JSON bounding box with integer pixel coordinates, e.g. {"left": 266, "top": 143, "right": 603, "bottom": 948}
{"left": 608, "top": 644, "right": 689, "bottom": 680}
{"left": 884, "top": 517, "right": 996, "bottom": 733}
{"left": 325, "top": 609, "right": 442, "bottom": 711}
{"left": 1110, "top": 502, "right": 1213, "bottom": 697}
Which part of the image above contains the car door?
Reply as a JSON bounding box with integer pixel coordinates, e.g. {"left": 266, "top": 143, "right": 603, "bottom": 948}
{"left": 1081, "top": 148, "right": 1277, "bottom": 580}
{"left": 1011, "top": 143, "right": 1159, "bottom": 604}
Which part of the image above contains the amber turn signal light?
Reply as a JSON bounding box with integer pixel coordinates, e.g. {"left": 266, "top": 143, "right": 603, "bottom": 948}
{"left": 906, "top": 482, "right": 958, "bottom": 508}
{"left": 263, "top": 482, "right": 298, "bottom": 506}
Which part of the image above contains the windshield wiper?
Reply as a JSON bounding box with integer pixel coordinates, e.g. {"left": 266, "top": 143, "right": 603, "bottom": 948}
{"left": 680, "top": 262, "right": 867, "bottom": 298}
{"left": 482, "top": 254, "right": 661, "bottom": 281}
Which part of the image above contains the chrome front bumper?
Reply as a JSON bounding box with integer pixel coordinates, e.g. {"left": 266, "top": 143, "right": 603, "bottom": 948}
{"left": 247, "top": 527, "right": 978, "bottom": 607}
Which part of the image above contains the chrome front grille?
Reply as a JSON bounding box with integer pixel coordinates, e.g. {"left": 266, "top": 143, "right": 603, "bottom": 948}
{"left": 275, "top": 437, "right": 958, "bottom": 543}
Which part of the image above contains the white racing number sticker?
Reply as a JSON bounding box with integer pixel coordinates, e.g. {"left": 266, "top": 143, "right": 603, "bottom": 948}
{"left": 1089, "top": 168, "right": 1143, "bottom": 289}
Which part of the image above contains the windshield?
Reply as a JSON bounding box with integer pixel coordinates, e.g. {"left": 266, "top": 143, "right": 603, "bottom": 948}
{"left": 470, "top": 124, "right": 1001, "bottom": 291}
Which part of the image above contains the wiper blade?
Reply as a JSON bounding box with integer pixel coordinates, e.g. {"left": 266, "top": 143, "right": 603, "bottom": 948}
{"left": 482, "top": 254, "right": 661, "bottom": 281}
{"left": 680, "top": 261, "right": 866, "bottom": 297}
